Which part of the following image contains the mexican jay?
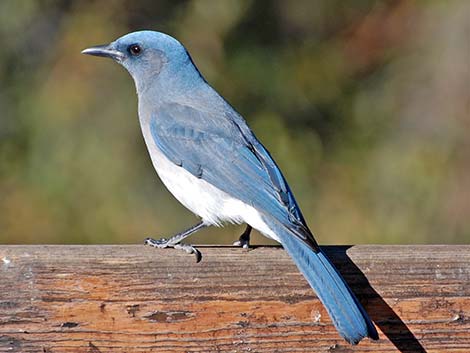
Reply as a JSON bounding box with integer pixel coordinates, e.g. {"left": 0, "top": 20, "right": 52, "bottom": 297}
{"left": 82, "top": 30, "right": 378, "bottom": 344}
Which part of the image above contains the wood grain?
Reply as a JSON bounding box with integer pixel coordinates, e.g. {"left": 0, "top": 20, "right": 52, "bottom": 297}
{"left": 0, "top": 245, "right": 469, "bottom": 352}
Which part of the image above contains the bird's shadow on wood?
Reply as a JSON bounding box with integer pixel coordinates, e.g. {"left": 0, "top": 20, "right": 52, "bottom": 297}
{"left": 323, "top": 245, "right": 427, "bottom": 353}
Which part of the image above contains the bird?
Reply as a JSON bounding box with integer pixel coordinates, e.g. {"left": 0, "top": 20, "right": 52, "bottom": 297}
{"left": 82, "top": 30, "right": 378, "bottom": 344}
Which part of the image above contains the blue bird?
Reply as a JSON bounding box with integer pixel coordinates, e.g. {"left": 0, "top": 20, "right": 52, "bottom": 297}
{"left": 82, "top": 31, "right": 378, "bottom": 344}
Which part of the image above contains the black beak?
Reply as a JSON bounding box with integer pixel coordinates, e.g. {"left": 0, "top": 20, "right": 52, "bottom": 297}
{"left": 81, "top": 44, "right": 124, "bottom": 61}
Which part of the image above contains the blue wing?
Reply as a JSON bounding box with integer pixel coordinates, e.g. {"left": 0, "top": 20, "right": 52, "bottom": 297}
{"left": 150, "top": 103, "right": 319, "bottom": 252}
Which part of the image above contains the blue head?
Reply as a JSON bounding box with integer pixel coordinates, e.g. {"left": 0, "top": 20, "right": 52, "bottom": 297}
{"left": 82, "top": 31, "right": 199, "bottom": 91}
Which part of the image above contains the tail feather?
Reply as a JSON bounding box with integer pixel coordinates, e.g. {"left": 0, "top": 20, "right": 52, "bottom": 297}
{"left": 269, "top": 221, "right": 378, "bottom": 344}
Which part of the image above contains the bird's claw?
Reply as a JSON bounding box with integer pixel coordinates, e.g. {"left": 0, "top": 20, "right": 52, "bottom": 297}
{"left": 144, "top": 237, "right": 169, "bottom": 248}
{"left": 145, "top": 237, "right": 202, "bottom": 263}
{"left": 174, "top": 243, "right": 202, "bottom": 263}
{"left": 234, "top": 225, "right": 252, "bottom": 249}
{"left": 233, "top": 239, "right": 250, "bottom": 249}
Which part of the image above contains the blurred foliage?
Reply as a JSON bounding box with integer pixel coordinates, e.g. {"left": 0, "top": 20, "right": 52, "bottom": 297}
{"left": 0, "top": 0, "right": 469, "bottom": 245}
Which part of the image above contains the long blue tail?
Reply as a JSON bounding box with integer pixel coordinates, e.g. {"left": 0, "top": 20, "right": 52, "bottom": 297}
{"left": 268, "top": 221, "right": 378, "bottom": 344}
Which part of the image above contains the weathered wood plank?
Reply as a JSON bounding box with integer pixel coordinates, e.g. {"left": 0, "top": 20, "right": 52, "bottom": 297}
{"left": 0, "top": 245, "right": 469, "bottom": 352}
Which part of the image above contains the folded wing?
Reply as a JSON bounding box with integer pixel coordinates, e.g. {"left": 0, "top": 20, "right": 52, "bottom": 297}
{"left": 151, "top": 102, "right": 319, "bottom": 252}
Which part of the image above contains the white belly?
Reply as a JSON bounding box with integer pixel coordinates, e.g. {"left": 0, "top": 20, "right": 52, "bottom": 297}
{"left": 140, "top": 125, "right": 279, "bottom": 242}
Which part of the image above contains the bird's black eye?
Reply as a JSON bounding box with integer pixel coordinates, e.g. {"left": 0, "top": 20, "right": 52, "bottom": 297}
{"left": 128, "top": 44, "right": 142, "bottom": 56}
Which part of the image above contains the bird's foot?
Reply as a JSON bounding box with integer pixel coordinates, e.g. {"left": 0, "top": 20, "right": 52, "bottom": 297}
{"left": 233, "top": 238, "right": 250, "bottom": 248}
{"left": 144, "top": 237, "right": 202, "bottom": 263}
{"left": 233, "top": 225, "right": 252, "bottom": 249}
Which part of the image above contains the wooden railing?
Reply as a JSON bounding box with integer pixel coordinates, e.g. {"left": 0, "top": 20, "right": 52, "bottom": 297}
{"left": 1, "top": 245, "right": 469, "bottom": 352}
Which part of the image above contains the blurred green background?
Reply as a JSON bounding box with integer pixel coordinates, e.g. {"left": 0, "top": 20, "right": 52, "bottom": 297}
{"left": 0, "top": 0, "right": 469, "bottom": 245}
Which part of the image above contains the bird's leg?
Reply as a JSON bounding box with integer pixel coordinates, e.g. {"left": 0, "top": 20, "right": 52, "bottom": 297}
{"left": 144, "top": 221, "right": 207, "bottom": 262}
{"left": 233, "top": 225, "right": 252, "bottom": 249}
